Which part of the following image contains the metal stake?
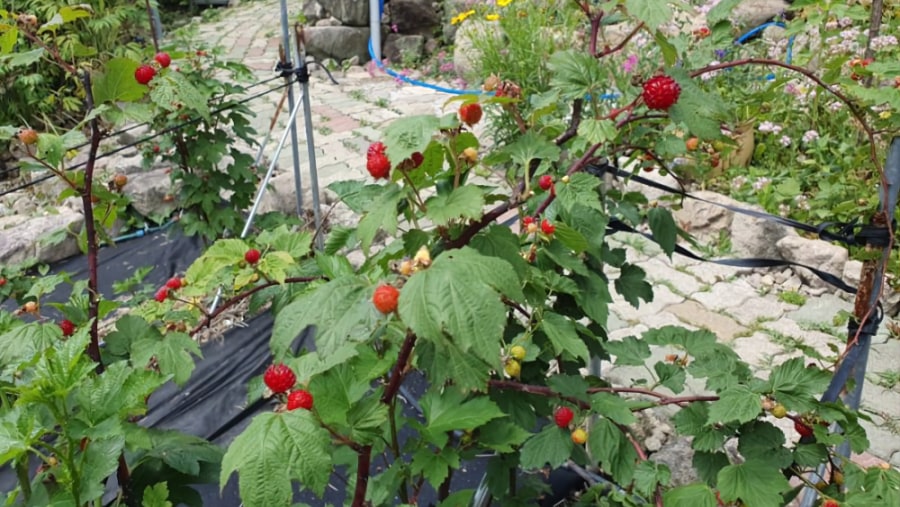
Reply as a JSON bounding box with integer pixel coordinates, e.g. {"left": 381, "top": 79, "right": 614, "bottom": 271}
{"left": 279, "top": 0, "right": 305, "bottom": 216}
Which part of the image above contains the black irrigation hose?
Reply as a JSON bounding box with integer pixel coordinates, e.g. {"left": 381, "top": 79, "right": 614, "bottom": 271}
{"left": 0, "top": 76, "right": 295, "bottom": 197}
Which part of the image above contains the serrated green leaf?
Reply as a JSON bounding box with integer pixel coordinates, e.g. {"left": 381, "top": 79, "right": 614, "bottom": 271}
{"left": 142, "top": 482, "right": 172, "bottom": 507}
{"left": 615, "top": 263, "right": 653, "bottom": 308}
{"left": 578, "top": 118, "right": 618, "bottom": 144}
{"left": 592, "top": 392, "right": 637, "bottom": 425}
{"left": 0, "top": 410, "right": 29, "bottom": 464}
{"left": 257, "top": 225, "right": 311, "bottom": 259}
{"left": 0, "top": 27, "right": 17, "bottom": 54}
{"left": 289, "top": 345, "right": 359, "bottom": 384}
{"left": 411, "top": 446, "right": 460, "bottom": 489}
{"left": 548, "top": 375, "right": 590, "bottom": 403}
{"left": 662, "top": 484, "right": 718, "bottom": 507}
{"left": 548, "top": 50, "right": 606, "bottom": 101}
{"left": 765, "top": 358, "right": 832, "bottom": 412}
{"left": 588, "top": 418, "right": 637, "bottom": 484}
{"left": 185, "top": 238, "right": 247, "bottom": 286}
{"left": 347, "top": 395, "right": 389, "bottom": 444}
{"left": 149, "top": 71, "right": 210, "bottom": 120}
{"left": 707, "top": 385, "right": 761, "bottom": 425}
{"left": 422, "top": 387, "right": 504, "bottom": 444}
{"left": 36, "top": 133, "right": 65, "bottom": 167}
{"left": 4, "top": 48, "right": 44, "bottom": 67}
{"left": 131, "top": 332, "right": 200, "bottom": 387}
{"left": 553, "top": 222, "right": 589, "bottom": 254}
{"left": 270, "top": 276, "right": 376, "bottom": 358}
{"left": 144, "top": 428, "right": 224, "bottom": 477}
{"left": 625, "top": 0, "right": 672, "bottom": 30}
{"left": 478, "top": 419, "right": 532, "bottom": 452}
{"left": 258, "top": 251, "right": 295, "bottom": 284}
{"left": 326, "top": 181, "right": 385, "bottom": 214}
{"left": 469, "top": 225, "right": 528, "bottom": 278}
{"left": 399, "top": 248, "right": 523, "bottom": 365}
{"left": 792, "top": 443, "right": 829, "bottom": 468}
{"left": 221, "top": 411, "right": 331, "bottom": 505}
{"left": 425, "top": 185, "right": 484, "bottom": 226}
{"left": 92, "top": 58, "right": 145, "bottom": 104}
{"left": 556, "top": 172, "right": 602, "bottom": 212}
{"left": 574, "top": 271, "right": 611, "bottom": 327}
{"left": 357, "top": 183, "right": 404, "bottom": 252}
{"left": 419, "top": 338, "right": 492, "bottom": 392}
{"left": 382, "top": 115, "right": 440, "bottom": 165}
{"left": 717, "top": 460, "right": 791, "bottom": 507}
{"left": 541, "top": 312, "right": 590, "bottom": 363}
{"left": 76, "top": 362, "right": 165, "bottom": 424}
{"left": 0, "top": 322, "right": 61, "bottom": 374}
{"left": 633, "top": 460, "right": 671, "bottom": 497}
{"left": 520, "top": 425, "right": 573, "bottom": 469}
{"left": 654, "top": 361, "right": 687, "bottom": 394}
{"left": 693, "top": 451, "right": 730, "bottom": 486}
{"left": 80, "top": 436, "right": 126, "bottom": 502}
{"left": 737, "top": 420, "right": 792, "bottom": 469}
{"left": 652, "top": 30, "right": 678, "bottom": 67}
{"left": 500, "top": 130, "right": 561, "bottom": 169}
{"left": 647, "top": 207, "right": 677, "bottom": 257}
{"left": 604, "top": 336, "right": 650, "bottom": 366}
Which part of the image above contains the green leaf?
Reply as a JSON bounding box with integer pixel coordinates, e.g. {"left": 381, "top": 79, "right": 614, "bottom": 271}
{"left": 548, "top": 375, "right": 590, "bottom": 403}
{"left": 541, "top": 312, "right": 590, "bottom": 363}
{"left": 327, "top": 181, "right": 387, "bottom": 214}
{"left": 793, "top": 443, "right": 829, "bottom": 468}
{"left": 357, "top": 182, "right": 404, "bottom": 252}
{"left": 0, "top": 322, "right": 60, "bottom": 373}
{"left": 80, "top": 436, "right": 126, "bottom": 502}
{"left": 425, "top": 185, "right": 484, "bottom": 226}
{"left": 591, "top": 393, "right": 637, "bottom": 425}
{"left": 132, "top": 332, "right": 201, "bottom": 387}
{"left": 717, "top": 460, "right": 791, "bottom": 507}
{"left": 411, "top": 446, "right": 460, "bottom": 489}
{"left": 469, "top": 225, "right": 528, "bottom": 278}
{"left": 604, "top": 336, "right": 650, "bottom": 366}
{"left": 143, "top": 428, "right": 224, "bottom": 477}
{"left": 693, "top": 451, "right": 730, "bottom": 486}
{"left": 308, "top": 363, "right": 370, "bottom": 428}
{"left": 4, "top": 48, "right": 44, "bottom": 68}
{"left": 553, "top": 222, "right": 589, "bottom": 254}
{"left": 185, "top": 238, "right": 247, "bottom": 286}
{"left": 270, "top": 276, "right": 376, "bottom": 358}
{"left": 654, "top": 361, "right": 687, "bottom": 393}
{"left": 258, "top": 251, "right": 295, "bottom": 284}
{"left": 500, "top": 130, "right": 561, "bottom": 169}
{"left": 76, "top": 362, "right": 165, "bottom": 424}
{"left": 220, "top": 411, "right": 332, "bottom": 505}
{"left": 421, "top": 387, "right": 505, "bottom": 445}
{"left": 738, "top": 420, "right": 793, "bottom": 469}
{"left": 707, "top": 0, "right": 741, "bottom": 25}
{"left": 668, "top": 70, "right": 728, "bottom": 139}
{"left": 662, "top": 484, "right": 718, "bottom": 507}
{"left": 652, "top": 30, "right": 678, "bottom": 67}
{"left": 142, "top": 483, "right": 172, "bottom": 507}
{"left": 707, "top": 385, "right": 762, "bottom": 425}
{"left": 477, "top": 419, "right": 532, "bottom": 452}
{"left": 257, "top": 225, "right": 311, "bottom": 259}
{"left": 418, "top": 339, "right": 492, "bottom": 391}
{"left": 588, "top": 418, "right": 637, "bottom": 484}
{"left": 36, "top": 133, "right": 65, "bottom": 167}
{"left": 578, "top": 119, "right": 618, "bottom": 144}
{"left": 92, "top": 58, "right": 145, "bottom": 104}
{"left": 382, "top": 115, "right": 440, "bottom": 165}
{"left": 0, "top": 409, "right": 29, "bottom": 464}
{"left": 519, "top": 425, "right": 573, "bottom": 469}
{"left": 615, "top": 263, "right": 653, "bottom": 308}
{"left": 647, "top": 207, "right": 677, "bottom": 257}
{"left": 574, "top": 271, "right": 612, "bottom": 327}
{"left": 0, "top": 27, "right": 18, "bottom": 54}
{"left": 555, "top": 172, "right": 602, "bottom": 212}
{"left": 548, "top": 50, "right": 606, "bottom": 101}
{"left": 625, "top": 0, "right": 672, "bottom": 30}
{"left": 149, "top": 71, "right": 210, "bottom": 120}
{"left": 634, "top": 460, "right": 671, "bottom": 497}
{"left": 399, "top": 248, "right": 523, "bottom": 365}
{"left": 765, "top": 358, "right": 831, "bottom": 412}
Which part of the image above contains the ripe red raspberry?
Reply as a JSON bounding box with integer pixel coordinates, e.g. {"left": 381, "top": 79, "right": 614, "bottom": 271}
{"left": 367, "top": 153, "right": 391, "bottom": 180}
{"left": 263, "top": 363, "right": 296, "bottom": 394}
{"left": 154, "top": 52, "right": 171, "bottom": 68}
{"left": 244, "top": 248, "right": 261, "bottom": 265}
{"left": 286, "top": 389, "right": 314, "bottom": 411}
{"left": 554, "top": 406, "right": 574, "bottom": 428}
{"left": 154, "top": 287, "right": 169, "bottom": 302}
{"left": 642, "top": 75, "right": 681, "bottom": 111}
{"left": 135, "top": 64, "right": 156, "bottom": 85}
{"left": 522, "top": 216, "right": 535, "bottom": 226}
{"left": 538, "top": 175, "right": 553, "bottom": 191}
{"left": 458, "top": 102, "right": 483, "bottom": 126}
{"left": 165, "top": 277, "right": 183, "bottom": 290}
{"left": 372, "top": 284, "right": 400, "bottom": 314}
{"left": 541, "top": 218, "right": 555, "bottom": 235}
{"left": 0, "top": 277, "right": 6, "bottom": 286}
{"left": 59, "top": 319, "right": 76, "bottom": 337}
{"left": 794, "top": 420, "right": 814, "bottom": 438}
{"left": 367, "top": 141, "right": 386, "bottom": 157}
{"left": 822, "top": 500, "right": 840, "bottom": 507}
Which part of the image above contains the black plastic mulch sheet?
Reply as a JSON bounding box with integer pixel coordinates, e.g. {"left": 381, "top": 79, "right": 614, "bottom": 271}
{"left": 1, "top": 228, "right": 590, "bottom": 506}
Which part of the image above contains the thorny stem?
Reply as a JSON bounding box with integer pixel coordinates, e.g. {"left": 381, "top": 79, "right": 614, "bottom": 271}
{"left": 350, "top": 331, "right": 418, "bottom": 507}
{"left": 689, "top": 58, "right": 880, "bottom": 173}
{"left": 554, "top": 99, "right": 584, "bottom": 146}
{"left": 19, "top": 27, "right": 77, "bottom": 74}
{"left": 487, "top": 380, "right": 718, "bottom": 408}
{"left": 189, "top": 276, "right": 323, "bottom": 335}
{"left": 598, "top": 22, "right": 645, "bottom": 57}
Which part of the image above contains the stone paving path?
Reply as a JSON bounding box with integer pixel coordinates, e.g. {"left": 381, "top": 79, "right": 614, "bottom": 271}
{"left": 185, "top": 0, "right": 900, "bottom": 467}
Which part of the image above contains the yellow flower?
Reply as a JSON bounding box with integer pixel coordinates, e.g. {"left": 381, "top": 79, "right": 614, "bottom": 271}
{"left": 485, "top": 13, "right": 499, "bottom": 21}
{"left": 451, "top": 9, "right": 476, "bottom": 25}
{"left": 497, "top": 0, "right": 512, "bottom": 6}
{"left": 880, "top": 111, "right": 892, "bottom": 120}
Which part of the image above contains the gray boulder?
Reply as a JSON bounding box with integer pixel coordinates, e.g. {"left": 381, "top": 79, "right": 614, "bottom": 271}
{"left": 122, "top": 167, "right": 179, "bottom": 219}
{"left": 304, "top": 26, "right": 371, "bottom": 63}
{"left": 0, "top": 209, "right": 84, "bottom": 266}
{"left": 383, "top": 34, "right": 425, "bottom": 65}
{"left": 318, "top": 0, "right": 369, "bottom": 26}
{"left": 391, "top": 0, "right": 440, "bottom": 35}
{"left": 776, "top": 235, "right": 848, "bottom": 290}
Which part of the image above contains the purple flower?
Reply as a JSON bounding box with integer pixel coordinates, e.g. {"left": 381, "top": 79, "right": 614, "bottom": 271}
{"left": 802, "top": 130, "right": 819, "bottom": 144}
{"left": 622, "top": 54, "right": 638, "bottom": 73}
{"left": 779, "top": 135, "right": 792, "bottom": 147}
{"left": 714, "top": 49, "right": 728, "bottom": 60}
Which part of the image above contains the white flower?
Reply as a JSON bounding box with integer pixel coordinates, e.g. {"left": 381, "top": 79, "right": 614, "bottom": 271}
{"left": 802, "top": 130, "right": 820, "bottom": 144}
{"left": 780, "top": 135, "right": 792, "bottom": 147}
{"left": 758, "top": 121, "right": 783, "bottom": 134}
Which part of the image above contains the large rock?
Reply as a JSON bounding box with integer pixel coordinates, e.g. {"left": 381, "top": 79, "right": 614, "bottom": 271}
{"left": 0, "top": 209, "right": 84, "bottom": 266}
{"left": 673, "top": 190, "right": 734, "bottom": 239}
{"left": 304, "top": 26, "right": 371, "bottom": 63}
{"left": 383, "top": 34, "right": 425, "bottom": 64}
{"left": 122, "top": 167, "right": 179, "bottom": 219}
{"left": 302, "top": 0, "right": 326, "bottom": 24}
{"left": 391, "top": 0, "right": 440, "bottom": 35}
{"left": 776, "top": 235, "right": 849, "bottom": 290}
{"left": 650, "top": 437, "right": 699, "bottom": 487}
{"left": 731, "top": 0, "right": 790, "bottom": 29}
{"left": 317, "top": 0, "right": 369, "bottom": 26}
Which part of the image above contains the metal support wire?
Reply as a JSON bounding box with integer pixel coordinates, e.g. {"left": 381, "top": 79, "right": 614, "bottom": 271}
{"left": 798, "top": 136, "right": 900, "bottom": 507}
{"left": 278, "top": 0, "right": 305, "bottom": 218}
{"left": 294, "top": 26, "right": 324, "bottom": 249}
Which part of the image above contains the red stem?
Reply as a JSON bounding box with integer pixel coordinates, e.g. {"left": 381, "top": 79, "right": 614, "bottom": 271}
{"left": 351, "top": 445, "right": 372, "bottom": 507}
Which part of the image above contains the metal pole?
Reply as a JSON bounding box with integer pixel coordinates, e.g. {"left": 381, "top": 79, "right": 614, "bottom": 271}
{"left": 369, "top": 0, "right": 382, "bottom": 63}
{"left": 279, "top": 0, "right": 305, "bottom": 216}
{"left": 293, "top": 28, "right": 324, "bottom": 249}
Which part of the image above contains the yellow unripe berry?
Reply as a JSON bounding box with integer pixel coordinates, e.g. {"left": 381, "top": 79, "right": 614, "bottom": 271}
{"left": 571, "top": 428, "right": 587, "bottom": 445}
{"left": 504, "top": 359, "right": 521, "bottom": 378}
{"left": 510, "top": 345, "right": 526, "bottom": 361}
